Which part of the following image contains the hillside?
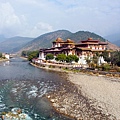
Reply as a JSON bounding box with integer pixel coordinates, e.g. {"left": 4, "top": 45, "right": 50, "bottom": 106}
{"left": 112, "top": 40, "right": 120, "bottom": 47}
{"left": 66, "top": 31, "right": 106, "bottom": 42}
{"left": 105, "top": 33, "right": 120, "bottom": 46}
{"left": 0, "top": 34, "right": 6, "bottom": 42}
{"left": 0, "top": 36, "right": 34, "bottom": 53}
{"left": 19, "top": 30, "right": 72, "bottom": 50}
{"left": 1, "top": 30, "right": 119, "bottom": 54}
{"left": 107, "top": 41, "right": 120, "bottom": 51}
{"left": 18, "top": 30, "right": 106, "bottom": 52}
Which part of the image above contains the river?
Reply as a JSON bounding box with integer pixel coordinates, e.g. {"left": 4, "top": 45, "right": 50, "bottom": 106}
{"left": 0, "top": 57, "right": 73, "bottom": 120}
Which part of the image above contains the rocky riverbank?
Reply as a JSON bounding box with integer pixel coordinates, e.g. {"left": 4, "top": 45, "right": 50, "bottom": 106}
{"left": 30, "top": 62, "right": 120, "bottom": 119}
{"left": 46, "top": 73, "right": 117, "bottom": 119}
{"left": 68, "top": 73, "right": 120, "bottom": 119}
{"left": 0, "top": 58, "right": 9, "bottom": 62}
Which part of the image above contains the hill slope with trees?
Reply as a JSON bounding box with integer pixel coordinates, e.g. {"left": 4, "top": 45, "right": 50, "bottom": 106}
{"left": 1, "top": 30, "right": 119, "bottom": 53}
{"left": 18, "top": 30, "right": 106, "bottom": 53}
{"left": 0, "top": 36, "right": 34, "bottom": 53}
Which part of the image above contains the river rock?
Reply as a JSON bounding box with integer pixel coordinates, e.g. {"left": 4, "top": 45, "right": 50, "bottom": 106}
{"left": 1, "top": 108, "right": 32, "bottom": 120}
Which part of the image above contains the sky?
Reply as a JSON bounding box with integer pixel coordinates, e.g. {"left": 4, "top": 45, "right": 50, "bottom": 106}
{"left": 0, "top": 0, "right": 120, "bottom": 38}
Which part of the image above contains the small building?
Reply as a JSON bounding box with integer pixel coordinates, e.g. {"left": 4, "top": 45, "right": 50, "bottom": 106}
{"left": 3, "top": 53, "right": 10, "bottom": 60}
{"left": 39, "top": 38, "right": 108, "bottom": 64}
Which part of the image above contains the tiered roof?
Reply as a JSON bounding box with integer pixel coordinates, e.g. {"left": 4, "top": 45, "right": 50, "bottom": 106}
{"left": 76, "top": 38, "right": 107, "bottom": 45}
{"left": 40, "top": 37, "right": 107, "bottom": 53}
{"left": 53, "top": 37, "right": 64, "bottom": 43}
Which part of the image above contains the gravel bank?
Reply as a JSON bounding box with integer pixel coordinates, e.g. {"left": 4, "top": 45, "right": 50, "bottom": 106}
{"left": 31, "top": 63, "right": 120, "bottom": 119}
{"left": 0, "top": 59, "right": 9, "bottom": 62}
{"left": 67, "top": 73, "right": 120, "bottom": 119}
{"left": 46, "top": 72, "right": 119, "bottom": 119}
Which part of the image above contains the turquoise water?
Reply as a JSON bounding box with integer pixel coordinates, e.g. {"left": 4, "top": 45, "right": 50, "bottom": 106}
{"left": 0, "top": 58, "right": 73, "bottom": 120}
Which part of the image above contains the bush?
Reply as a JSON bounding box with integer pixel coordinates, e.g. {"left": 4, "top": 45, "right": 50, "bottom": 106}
{"left": 28, "top": 51, "right": 39, "bottom": 61}
{"left": 46, "top": 53, "right": 54, "bottom": 60}
{"left": 55, "top": 54, "right": 66, "bottom": 62}
{"left": 117, "top": 61, "right": 120, "bottom": 67}
{"left": 66, "top": 55, "right": 79, "bottom": 63}
{"left": 89, "top": 62, "right": 96, "bottom": 69}
{"left": 0, "top": 52, "right": 2, "bottom": 58}
{"left": 101, "top": 63, "right": 111, "bottom": 71}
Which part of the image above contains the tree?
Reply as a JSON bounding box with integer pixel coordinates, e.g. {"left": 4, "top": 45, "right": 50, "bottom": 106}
{"left": 46, "top": 53, "right": 54, "bottom": 60}
{"left": 101, "top": 63, "right": 110, "bottom": 71}
{"left": 92, "top": 55, "right": 98, "bottom": 64}
{"left": 101, "top": 50, "right": 110, "bottom": 62}
{"left": 117, "top": 61, "right": 120, "bottom": 67}
{"left": 28, "top": 51, "right": 39, "bottom": 61}
{"left": 110, "top": 51, "right": 120, "bottom": 66}
{"left": 21, "top": 51, "right": 28, "bottom": 57}
{"left": 55, "top": 54, "right": 66, "bottom": 62}
{"left": 66, "top": 55, "right": 79, "bottom": 63}
{"left": 73, "top": 55, "right": 79, "bottom": 62}
{"left": 85, "top": 56, "right": 92, "bottom": 64}
{"left": 0, "top": 52, "right": 2, "bottom": 58}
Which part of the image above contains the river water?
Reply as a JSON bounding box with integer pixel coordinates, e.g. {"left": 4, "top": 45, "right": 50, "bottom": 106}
{"left": 0, "top": 58, "right": 73, "bottom": 120}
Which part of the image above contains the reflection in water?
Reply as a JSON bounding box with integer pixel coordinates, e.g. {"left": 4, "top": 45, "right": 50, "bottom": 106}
{"left": 0, "top": 58, "right": 72, "bottom": 120}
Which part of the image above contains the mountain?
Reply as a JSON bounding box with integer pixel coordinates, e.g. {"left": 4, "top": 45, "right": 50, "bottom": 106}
{"left": 0, "top": 36, "right": 34, "bottom": 53}
{"left": 18, "top": 30, "right": 106, "bottom": 53}
{"left": 1, "top": 30, "right": 119, "bottom": 53}
{"left": 0, "top": 34, "right": 6, "bottom": 42}
{"left": 66, "top": 31, "right": 106, "bottom": 42}
{"left": 17, "top": 30, "right": 72, "bottom": 53}
{"left": 105, "top": 33, "right": 120, "bottom": 46}
{"left": 113, "top": 40, "right": 120, "bottom": 47}
{"left": 107, "top": 41, "right": 120, "bottom": 51}
{"left": 105, "top": 33, "right": 120, "bottom": 42}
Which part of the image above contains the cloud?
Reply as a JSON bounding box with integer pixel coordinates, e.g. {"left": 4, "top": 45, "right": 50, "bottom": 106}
{"left": 0, "top": 0, "right": 120, "bottom": 37}
{"left": 0, "top": 2, "right": 26, "bottom": 37}
{"left": 29, "top": 22, "right": 53, "bottom": 37}
{"left": 0, "top": 1, "right": 54, "bottom": 37}
{"left": 61, "top": 0, "right": 120, "bottom": 35}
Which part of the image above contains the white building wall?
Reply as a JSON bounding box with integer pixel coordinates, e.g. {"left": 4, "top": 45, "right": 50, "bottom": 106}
{"left": 39, "top": 52, "right": 45, "bottom": 60}
{"left": 78, "top": 55, "right": 87, "bottom": 64}
{"left": 92, "top": 47, "right": 95, "bottom": 49}
{"left": 68, "top": 51, "right": 72, "bottom": 55}
{"left": 5, "top": 54, "right": 9, "bottom": 59}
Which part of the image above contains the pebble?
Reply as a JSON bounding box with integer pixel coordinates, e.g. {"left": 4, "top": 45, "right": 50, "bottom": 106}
{"left": 47, "top": 84, "right": 116, "bottom": 120}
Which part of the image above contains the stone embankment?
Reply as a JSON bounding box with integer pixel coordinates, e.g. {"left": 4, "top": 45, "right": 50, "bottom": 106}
{"left": 31, "top": 62, "right": 120, "bottom": 78}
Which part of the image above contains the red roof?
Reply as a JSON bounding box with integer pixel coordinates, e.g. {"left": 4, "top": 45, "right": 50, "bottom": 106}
{"left": 53, "top": 37, "right": 64, "bottom": 43}
{"left": 80, "top": 38, "right": 99, "bottom": 43}
{"left": 65, "top": 39, "right": 75, "bottom": 43}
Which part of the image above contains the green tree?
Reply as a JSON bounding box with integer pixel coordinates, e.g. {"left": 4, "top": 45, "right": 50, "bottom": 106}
{"left": 92, "top": 55, "right": 98, "bottom": 64}
{"left": 101, "top": 50, "right": 110, "bottom": 62}
{"left": 55, "top": 54, "right": 66, "bottom": 62}
{"left": 28, "top": 51, "right": 39, "bottom": 61}
{"left": 110, "top": 51, "right": 120, "bottom": 66}
{"left": 101, "top": 63, "right": 111, "bottom": 71}
{"left": 21, "top": 51, "right": 28, "bottom": 57}
{"left": 46, "top": 53, "right": 54, "bottom": 60}
{"left": 86, "top": 56, "right": 92, "bottom": 67}
{"left": 66, "top": 55, "right": 79, "bottom": 63}
{"left": 0, "top": 52, "right": 2, "bottom": 58}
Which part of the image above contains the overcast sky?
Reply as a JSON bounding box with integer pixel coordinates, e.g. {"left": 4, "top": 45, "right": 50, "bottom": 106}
{"left": 0, "top": 0, "right": 120, "bottom": 38}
